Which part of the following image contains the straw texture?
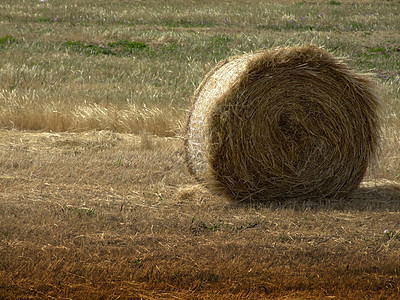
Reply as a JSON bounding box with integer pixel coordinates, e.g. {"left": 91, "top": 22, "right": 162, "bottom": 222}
{"left": 185, "top": 45, "right": 380, "bottom": 202}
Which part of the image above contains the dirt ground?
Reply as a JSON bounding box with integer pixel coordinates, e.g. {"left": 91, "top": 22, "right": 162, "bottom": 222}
{"left": 1, "top": 129, "right": 400, "bottom": 299}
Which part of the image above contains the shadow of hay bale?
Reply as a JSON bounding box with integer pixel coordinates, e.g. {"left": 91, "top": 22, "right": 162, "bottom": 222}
{"left": 348, "top": 180, "right": 400, "bottom": 211}
{"left": 228, "top": 180, "right": 400, "bottom": 212}
{"left": 185, "top": 45, "right": 380, "bottom": 203}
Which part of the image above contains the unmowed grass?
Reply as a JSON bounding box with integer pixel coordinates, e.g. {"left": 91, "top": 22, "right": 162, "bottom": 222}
{"left": 0, "top": 0, "right": 399, "bottom": 139}
{"left": 1, "top": 0, "right": 400, "bottom": 298}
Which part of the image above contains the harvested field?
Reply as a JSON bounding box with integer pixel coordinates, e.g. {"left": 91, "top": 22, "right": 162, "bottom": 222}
{"left": 1, "top": 130, "right": 400, "bottom": 299}
{"left": 1, "top": 0, "right": 400, "bottom": 298}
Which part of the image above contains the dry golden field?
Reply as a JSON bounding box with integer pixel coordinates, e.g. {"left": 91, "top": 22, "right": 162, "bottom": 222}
{"left": 1, "top": 0, "right": 400, "bottom": 299}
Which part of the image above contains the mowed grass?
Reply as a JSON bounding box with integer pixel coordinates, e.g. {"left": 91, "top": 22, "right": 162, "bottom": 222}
{"left": 1, "top": 0, "right": 400, "bottom": 298}
{"left": 1, "top": 130, "right": 400, "bottom": 299}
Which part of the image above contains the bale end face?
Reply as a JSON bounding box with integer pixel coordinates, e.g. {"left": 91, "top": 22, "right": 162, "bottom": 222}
{"left": 185, "top": 45, "right": 380, "bottom": 202}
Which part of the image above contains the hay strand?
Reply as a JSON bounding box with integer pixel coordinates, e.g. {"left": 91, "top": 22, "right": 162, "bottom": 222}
{"left": 185, "top": 45, "right": 380, "bottom": 202}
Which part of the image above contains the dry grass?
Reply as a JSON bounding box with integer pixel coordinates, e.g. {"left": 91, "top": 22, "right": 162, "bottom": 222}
{"left": 0, "top": 0, "right": 399, "bottom": 139}
{"left": 0, "top": 0, "right": 400, "bottom": 298}
{"left": 0, "top": 57, "right": 188, "bottom": 136}
{"left": 1, "top": 130, "right": 400, "bottom": 299}
{"left": 0, "top": 93, "right": 182, "bottom": 136}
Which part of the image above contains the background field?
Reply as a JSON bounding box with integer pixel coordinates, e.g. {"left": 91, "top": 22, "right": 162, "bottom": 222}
{"left": 0, "top": 0, "right": 400, "bottom": 298}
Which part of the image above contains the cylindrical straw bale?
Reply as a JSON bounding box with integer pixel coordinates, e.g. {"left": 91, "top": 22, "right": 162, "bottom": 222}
{"left": 185, "top": 45, "right": 380, "bottom": 202}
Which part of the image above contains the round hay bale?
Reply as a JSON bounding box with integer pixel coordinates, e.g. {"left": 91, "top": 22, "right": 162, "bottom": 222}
{"left": 185, "top": 45, "right": 380, "bottom": 202}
